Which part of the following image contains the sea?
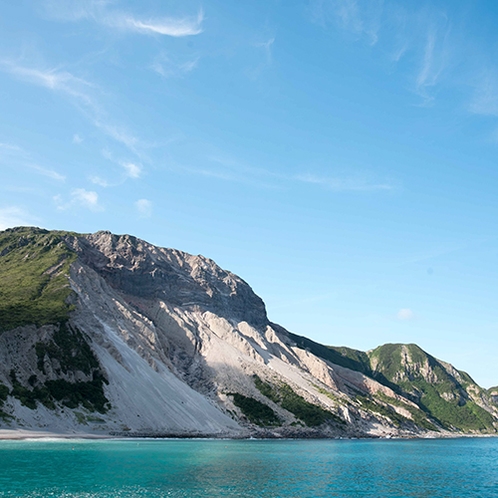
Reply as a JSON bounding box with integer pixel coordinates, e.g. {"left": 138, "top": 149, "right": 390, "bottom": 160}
{"left": 0, "top": 438, "right": 497, "bottom": 497}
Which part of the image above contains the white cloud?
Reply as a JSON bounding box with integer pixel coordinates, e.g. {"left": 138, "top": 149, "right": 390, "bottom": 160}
{"left": 397, "top": 308, "right": 415, "bottom": 321}
{"left": 0, "top": 207, "right": 34, "bottom": 230}
{"left": 310, "top": 0, "right": 382, "bottom": 45}
{"left": 309, "top": 2, "right": 455, "bottom": 103}
{"left": 151, "top": 54, "right": 199, "bottom": 78}
{"left": 414, "top": 23, "right": 450, "bottom": 104}
{"left": 0, "top": 142, "right": 22, "bottom": 152}
{"left": 88, "top": 154, "right": 143, "bottom": 188}
{"left": 468, "top": 72, "right": 498, "bottom": 117}
{"left": 72, "top": 188, "right": 101, "bottom": 210}
{"left": 0, "top": 61, "right": 95, "bottom": 108}
{"left": 30, "top": 164, "right": 65, "bottom": 182}
{"left": 119, "top": 11, "right": 203, "bottom": 37}
{"left": 0, "top": 141, "right": 65, "bottom": 181}
{"left": 44, "top": 1, "right": 204, "bottom": 37}
{"left": 135, "top": 199, "right": 152, "bottom": 218}
{"left": 89, "top": 175, "right": 111, "bottom": 187}
{"left": 179, "top": 153, "right": 396, "bottom": 193}
{"left": 0, "top": 61, "right": 144, "bottom": 156}
{"left": 73, "top": 133, "right": 83, "bottom": 144}
{"left": 122, "top": 162, "right": 142, "bottom": 179}
{"left": 42, "top": 0, "right": 111, "bottom": 21}
{"left": 335, "top": 0, "right": 363, "bottom": 35}
{"left": 256, "top": 37, "right": 275, "bottom": 64}
{"left": 93, "top": 120, "right": 141, "bottom": 154}
{"left": 295, "top": 173, "right": 394, "bottom": 191}
{"left": 55, "top": 188, "right": 102, "bottom": 211}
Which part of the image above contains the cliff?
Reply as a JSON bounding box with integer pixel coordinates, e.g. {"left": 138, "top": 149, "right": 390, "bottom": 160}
{"left": 0, "top": 227, "right": 496, "bottom": 438}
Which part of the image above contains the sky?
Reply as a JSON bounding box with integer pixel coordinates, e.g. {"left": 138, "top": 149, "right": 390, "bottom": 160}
{"left": 1, "top": 0, "right": 498, "bottom": 387}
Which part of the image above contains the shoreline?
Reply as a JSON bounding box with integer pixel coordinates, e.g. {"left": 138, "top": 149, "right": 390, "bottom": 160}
{"left": 0, "top": 429, "right": 114, "bottom": 440}
{"left": 0, "top": 429, "right": 496, "bottom": 441}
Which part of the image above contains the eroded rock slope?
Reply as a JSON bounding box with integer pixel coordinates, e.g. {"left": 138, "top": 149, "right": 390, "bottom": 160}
{"left": 0, "top": 227, "right": 496, "bottom": 437}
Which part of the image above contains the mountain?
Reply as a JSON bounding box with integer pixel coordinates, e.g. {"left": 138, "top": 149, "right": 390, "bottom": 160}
{"left": 0, "top": 226, "right": 497, "bottom": 438}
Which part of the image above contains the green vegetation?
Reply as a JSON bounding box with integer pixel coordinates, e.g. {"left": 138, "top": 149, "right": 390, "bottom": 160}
{"left": 253, "top": 375, "right": 281, "bottom": 403}
{"left": 375, "top": 392, "right": 437, "bottom": 431}
{"left": 45, "top": 376, "right": 109, "bottom": 413}
{"left": 0, "top": 227, "right": 77, "bottom": 332}
{"left": 290, "top": 335, "right": 497, "bottom": 433}
{"left": 0, "top": 383, "right": 8, "bottom": 405}
{"left": 254, "top": 375, "right": 344, "bottom": 427}
{"left": 313, "top": 384, "right": 342, "bottom": 404}
{"left": 230, "top": 393, "right": 280, "bottom": 426}
{"left": 0, "top": 382, "right": 11, "bottom": 420}
{"left": 368, "top": 344, "right": 496, "bottom": 432}
{"left": 286, "top": 332, "right": 371, "bottom": 375}
{"left": 410, "top": 382, "right": 495, "bottom": 432}
{"left": 9, "top": 369, "right": 54, "bottom": 409}
{"left": 35, "top": 322, "right": 99, "bottom": 375}
{"left": 6, "top": 319, "right": 110, "bottom": 413}
{"left": 355, "top": 394, "right": 407, "bottom": 427}
{"left": 9, "top": 368, "right": 109, "bottom": 413}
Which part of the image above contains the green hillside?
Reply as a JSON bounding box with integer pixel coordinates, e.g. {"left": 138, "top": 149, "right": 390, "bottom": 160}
{"left": 0, "top": 227, "right": 77, "bottom": 332}
{"left": 288, "top": 333, "right": 497, "bottom": 433}
{"left": 368, "top": 343, "right": 495, "bottom": 432}
{"left": 285, "top": 331, "right": 371, "bottom": 375}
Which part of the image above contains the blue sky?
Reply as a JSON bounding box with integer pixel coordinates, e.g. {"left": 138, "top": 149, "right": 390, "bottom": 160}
{"left": 1, "top": 0, "right": 498, "bottom": 386}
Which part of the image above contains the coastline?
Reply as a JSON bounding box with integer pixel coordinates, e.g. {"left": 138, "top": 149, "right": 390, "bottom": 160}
{"left": 0, "top": 429, "right": 114, "bottom": 440}
{"left": 0, "top": 428, "right": 496, "bottom": 441}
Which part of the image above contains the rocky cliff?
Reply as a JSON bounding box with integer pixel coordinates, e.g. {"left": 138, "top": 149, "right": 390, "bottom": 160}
{"left": 0, "top": 227, "right": 496, "bottom": 438}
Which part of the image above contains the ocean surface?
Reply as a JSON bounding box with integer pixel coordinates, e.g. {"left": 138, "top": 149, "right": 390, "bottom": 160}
{"left": 0, "top": 438, "right": 497, "bottom": 497}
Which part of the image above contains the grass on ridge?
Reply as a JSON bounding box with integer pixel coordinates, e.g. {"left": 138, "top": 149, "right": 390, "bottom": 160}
{"left": 0, "top": 227, "right": 77, "bottom": 332}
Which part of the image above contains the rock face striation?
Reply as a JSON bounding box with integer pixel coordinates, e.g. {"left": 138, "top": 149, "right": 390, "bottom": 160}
{"left": 0, "top": 227, "right": 497, "bottom": 438}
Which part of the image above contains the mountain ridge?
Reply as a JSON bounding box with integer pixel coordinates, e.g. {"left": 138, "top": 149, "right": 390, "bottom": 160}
{"left": 0, "top": 226, "right": 496, "bottom": 438}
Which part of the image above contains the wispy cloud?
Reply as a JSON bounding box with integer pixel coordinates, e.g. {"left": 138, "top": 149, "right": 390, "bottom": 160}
{"left": 0, "top": 206, "right": 35, "bottom": 230}
{"left": 0, "top": 141, "right": 65, "bottom": 181}
{"left": 93, "top": 120, "right": 141, "bottom": 155}
{"left": 44, "top": 1, "right": 204, "bottom": 37}
{"left": 176, "top": 152, "right": 395, "bottom": 192}
{"left": 88, "top": 176, "right": 110, "bottom": 187}
{"left": 0, "top": 142, "right": 22, "bottom": 152}
{"left": 256, "top": 37, "right": 275, "bottom": 64}
{"left": 309, "top": 1, "right": 454, "bottom": 103}
{"left": 30, "top": 164, "right": 66, "bottom": 182}
{"left": 151, "top": 53, "right": 199, "bottom": 78}
{"left": 0, "top": 60, "right": 144, "bottom": 156}
{"left": 135, "top": 199, "right": 152, "bottom": 218}
{"left": 468, "top": 71, "right": 498, "bottom": 117}
{"left": 73, "top": 133, "right": 83, "bottom": 144}
{"left": 334, "top": 0, "right": 364, "bottom": 35}
{"left": 55, "top": 188, "right": 103, "bottom": 211}
{"left": 246, "top": 36, "right": 276, "bottom": 80}
{"left": 118, "top": 11, "right": 204, "bottom": 37}
{"left": 310, "top": 0, "right": 382, "bottom": 45}
{"left": 295, "top": 173, "right": 394, "bottom": 191}
{"left": 414, "top": 21, "right": 450, "bottom": 104}
{"left": 0, "top": 61, "right": 96, "bottom": 108}
{"left": 89, "top": 151, "right": 143, "bottom": 187}
{"left": 122, "top": 162, "right": 142, "bottom": 179}
{"left": 397, "top": 308, "right": 415, "bottom": 321}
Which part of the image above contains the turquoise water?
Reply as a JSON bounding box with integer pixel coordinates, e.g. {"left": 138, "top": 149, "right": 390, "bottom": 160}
{"left": 0, "top": 438, "right": 497, "bottom": 497}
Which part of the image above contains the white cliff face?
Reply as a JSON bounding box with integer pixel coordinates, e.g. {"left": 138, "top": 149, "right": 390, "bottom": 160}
{"left": 1, "top": 230, "right": 491, "bottom": 438}
{"left": 58, "top": 232, "right": 431, "bottom": 437}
